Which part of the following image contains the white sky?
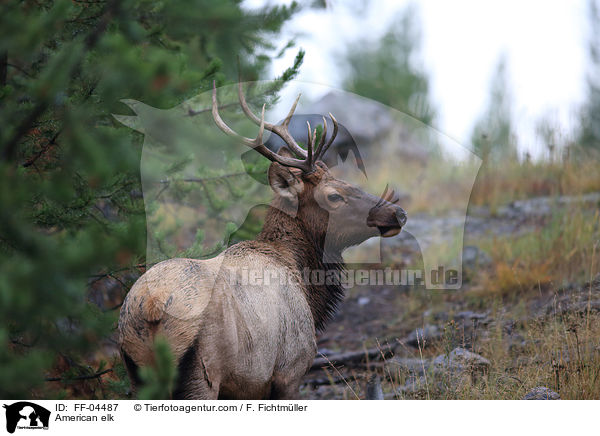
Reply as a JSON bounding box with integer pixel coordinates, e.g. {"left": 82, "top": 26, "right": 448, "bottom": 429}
{"left": 243, "top": 0, "right": 590, "bottom": 158}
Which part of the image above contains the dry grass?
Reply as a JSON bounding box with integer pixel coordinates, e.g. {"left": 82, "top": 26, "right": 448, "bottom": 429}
{"left": 471, "top": 158, "right": 600, "bottom": 211}
{"left": 309, "top": 298, "right": 600, "bottom": 400}
{"left": 392, "top": 307, "right": 600, "bottom": 400}
{"left": 354, "top": 148, "right": 600, "bottom": 214}
{"left": 473, "top": 209, "right": 600, "bottom": 297}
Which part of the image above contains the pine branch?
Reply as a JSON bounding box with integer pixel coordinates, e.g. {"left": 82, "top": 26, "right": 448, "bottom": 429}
{"left": 1, "top": 0, "right": 118, "bottom": 161}
{"left": 22, "top": 129, "right": 61, "bottom": 168}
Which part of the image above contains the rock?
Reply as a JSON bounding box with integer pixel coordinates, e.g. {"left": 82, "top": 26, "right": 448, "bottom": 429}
{"left": 403, "top": 325, "right": 442, "bottom": 348}
{"left": 523, "top": 387, "right": 560, "bottom": 400}
{"left": 433, "top": 347, "right": 490, "bottom": 373}
{"left": 544, "top": 298, "right": 600, "bottom": 317}
{"left": 497, "top": 193, "right": 600, "bottom": 220}
{"left": 378, "top": 192, "right": 600, "bottom": 264}
{"left": 395, "top": 348, "right": 491, "bottom": 395}
{"left": 308, "top": 92, "right": 395, "bottom": 145}
{"left": 452, "top": 311, "right": 491, "bottom": 327}
{"left": 357, "top": 296, "right": 371, "bottom": 306}
{"left": 454, "top": 310, "right": 490, "bottom": 321}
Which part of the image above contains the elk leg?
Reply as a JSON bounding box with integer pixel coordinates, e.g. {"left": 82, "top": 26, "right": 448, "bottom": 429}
{"left": 173, "top": 341, "right": 220, "bottom": 399}
{"left": 173, "top": 365, "right": 220, "bottom": 400}
{"left": 175, "top": 377, "right": 219, "bottom": 400}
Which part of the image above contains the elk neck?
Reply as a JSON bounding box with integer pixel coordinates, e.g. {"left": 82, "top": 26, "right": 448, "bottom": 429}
{"left": 256, "top": 204, "right": 345, "bottom": 331}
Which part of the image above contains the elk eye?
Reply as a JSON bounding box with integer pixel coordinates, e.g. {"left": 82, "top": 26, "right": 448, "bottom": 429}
{"left": 327, "top": 193, "right": 344, "bottom": 202}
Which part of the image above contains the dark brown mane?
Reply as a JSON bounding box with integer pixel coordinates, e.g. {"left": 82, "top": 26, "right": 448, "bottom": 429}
{"left": 256, "top": 204, "right": 344, "bottom": 331}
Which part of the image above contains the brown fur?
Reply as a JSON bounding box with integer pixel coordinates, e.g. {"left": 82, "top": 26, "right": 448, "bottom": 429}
{"left": 118, "top": 157, "right": 406, "bottom": 399}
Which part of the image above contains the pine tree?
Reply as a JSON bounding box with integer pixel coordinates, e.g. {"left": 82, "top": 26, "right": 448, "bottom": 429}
{"left": 578, "top": 0, "right": 600, "bottom": 153}
{"left": 470, "top": 55, "right": 517, "bottom": 163}
{"left": 341, "top": 4, "right": 436, "bottom": 126}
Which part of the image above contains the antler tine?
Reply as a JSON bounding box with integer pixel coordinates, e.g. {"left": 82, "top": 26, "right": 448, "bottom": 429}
{"left": 212, "top": 83, "right": 258, "bottom": 148}
{"left": 236, "top": 81, "right": 261, "bottom": 124}
{"left": 306, "top": 121, "right": 314, "bottom": 167}
{"left": 282, "top": 93, "right": 301, "bottom": 127}
{"left": 236, "top": 82, "right": 307, "bottom": 158}
{"left": 212, "top": 81, "right": 314, "bottom": 172}
{"left": 314, "top": 116, "right": 328, "bottom": 159}
{"left": 256, "top": 104, "right": 266, "bottom": 146}
{"left": 319, "top": 112, "right": 339, "bottom": 158}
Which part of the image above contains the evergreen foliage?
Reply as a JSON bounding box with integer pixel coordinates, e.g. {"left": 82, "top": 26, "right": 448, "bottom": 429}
{"left": 341, "top": 4, "right": 436, "bottom": 125}
{"left": 578, "top": 0, "right": 600, "bottom": 152}
{"left": 470, "top": 55, "right": 517, "bottom": 162}
{"left": 0, "top": 0, "right": 302, "bottom": 399}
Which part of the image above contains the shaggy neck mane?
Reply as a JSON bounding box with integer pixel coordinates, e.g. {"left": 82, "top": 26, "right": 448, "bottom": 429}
{"left": 257, "top": 205, "right": 345, "bottom": 331}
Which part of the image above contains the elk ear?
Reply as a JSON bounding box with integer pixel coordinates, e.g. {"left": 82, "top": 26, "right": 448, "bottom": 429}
{"left": 268, "top": 163, "right": 304, "bottom": 205}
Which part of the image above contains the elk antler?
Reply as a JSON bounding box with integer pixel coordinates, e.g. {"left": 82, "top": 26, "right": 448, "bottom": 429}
{"left": 212, "top": 81, "right": 338, "bottom": 173}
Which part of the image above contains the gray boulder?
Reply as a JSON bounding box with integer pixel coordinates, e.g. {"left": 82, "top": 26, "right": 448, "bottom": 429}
{"left": 433, "top": 347, "right": 490, "bottom": 373}
{"left": 308, "top": 92, "right": 395, "bottom": 145}
{"left": 403, "top": 325, "right": 442, "bottom": 348}
{"left": 523, "top": 387, "right": 560, "bottom": 400}
{"left": 454, "top": 310, "right": 490, "bottom": 321}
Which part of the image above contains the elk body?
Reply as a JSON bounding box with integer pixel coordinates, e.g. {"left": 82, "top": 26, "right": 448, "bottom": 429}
{"left": 118, "top": 83, "right": 407, "bottom": 399}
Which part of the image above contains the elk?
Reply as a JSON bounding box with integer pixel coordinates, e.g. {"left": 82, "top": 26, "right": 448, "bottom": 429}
{"left": 118, "top": 82, "right": 407, "bottom": 400}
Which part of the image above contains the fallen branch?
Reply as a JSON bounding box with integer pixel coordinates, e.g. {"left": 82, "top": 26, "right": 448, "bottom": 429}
{"left": 302, "top": 373, "right": 366, "bottom": 388}
{"left": 310, "top": 344, "right": 395, "bottom": 372}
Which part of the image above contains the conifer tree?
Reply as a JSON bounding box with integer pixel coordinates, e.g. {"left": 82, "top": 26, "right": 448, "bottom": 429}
{"left": 0, "top": 0, "right": 303, "bottom": 399}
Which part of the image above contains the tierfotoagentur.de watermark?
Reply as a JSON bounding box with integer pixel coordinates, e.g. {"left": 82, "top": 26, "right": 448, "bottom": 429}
{"left": 233, "top": 266, "right": 459, "bottom": 289}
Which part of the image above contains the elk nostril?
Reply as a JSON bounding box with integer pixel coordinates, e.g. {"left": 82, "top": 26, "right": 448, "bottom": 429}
{"left": 396, "top": 209, "right": 407, "bottom": 226}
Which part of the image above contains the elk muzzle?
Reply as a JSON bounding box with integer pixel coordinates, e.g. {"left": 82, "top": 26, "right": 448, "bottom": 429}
{"left": 367, "top": 203, "right": 407, "bottom": 238}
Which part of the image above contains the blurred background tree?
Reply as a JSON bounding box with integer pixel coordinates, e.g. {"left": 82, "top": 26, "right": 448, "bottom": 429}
{"left": 0, "top": 0, "right": 303, "bottom": 399}
{"left": 578, "top": 0, "right": 600, "bottom": 154}
{"left": 340, "top": 4, "right": 436, "bottom": 126}
{"left": 470, "top": 55, "right": 517, "bottom": 163}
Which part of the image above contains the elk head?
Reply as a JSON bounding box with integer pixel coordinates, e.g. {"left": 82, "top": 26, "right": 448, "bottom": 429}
{"left": 212, "top": 82, "right": 407, "bottom": 256}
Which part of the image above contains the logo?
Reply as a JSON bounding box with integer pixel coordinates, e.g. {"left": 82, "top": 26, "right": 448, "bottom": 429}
{"left": 3, "top": 402, "right": 50, "bottom": 433}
